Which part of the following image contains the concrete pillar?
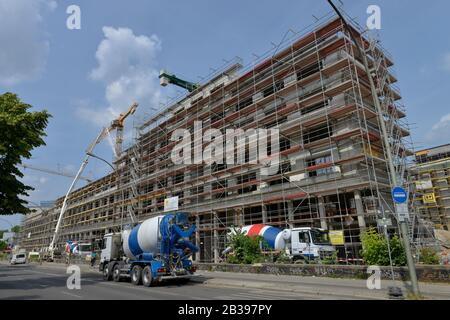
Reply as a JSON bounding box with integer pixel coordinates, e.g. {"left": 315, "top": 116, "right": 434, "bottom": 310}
{"left": 354, "top": 190, "right": 366, "bottom": 229}
{"left": 262, "top": 205, "right": 268, "bottom": 224}
{"left": 287, "top": 201, "right": 294, "bottom": 228}
{"left": 213, "top": 212, "right": 219, "bottom": 263}
{"left": 318, "top": 196, "right": 328, "bottom": 230}
{"left": 195, "top": 215, "right": 200, "bottom": 262}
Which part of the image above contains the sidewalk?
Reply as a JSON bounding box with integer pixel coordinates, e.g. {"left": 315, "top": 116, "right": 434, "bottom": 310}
{"left": 191, "top": 270, "right": 450, "bottom": 300}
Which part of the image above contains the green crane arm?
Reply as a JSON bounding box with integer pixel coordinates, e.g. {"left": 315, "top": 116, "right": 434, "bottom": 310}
{"left": 159, "top": 70, "right": 200, "bottom": 92}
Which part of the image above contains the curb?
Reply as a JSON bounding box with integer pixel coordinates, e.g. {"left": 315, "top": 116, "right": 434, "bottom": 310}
{"left": 190, "top": 275, "right": 388, "bottom": 300}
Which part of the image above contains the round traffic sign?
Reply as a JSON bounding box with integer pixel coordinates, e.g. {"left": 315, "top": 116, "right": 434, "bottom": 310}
{"left": 392, "top": 186, "right": 408, "bottom": 204}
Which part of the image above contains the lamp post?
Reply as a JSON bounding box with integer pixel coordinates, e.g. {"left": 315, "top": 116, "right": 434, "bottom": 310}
{"left": 326, "top": 0, "right": 420, "bottom": 297}
{"left": 86, "top": 152, "right": 115, "bottom": 171}
{"left": 87, "top": 152, "right": 136, "bottom": 227}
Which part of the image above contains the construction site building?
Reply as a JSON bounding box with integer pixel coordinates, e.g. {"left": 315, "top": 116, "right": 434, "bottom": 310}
{"left": 410, "top": 144, "right": 450, "bottom": 231}
{"left": 20, "top": 15, "right": 414, "bottom": 263}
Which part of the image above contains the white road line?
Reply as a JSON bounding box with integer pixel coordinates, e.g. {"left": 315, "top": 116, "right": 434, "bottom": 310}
{"left": 27, "top": 269, "right": 61, "bottom": 277}
{"left": 212, "top": 296, "right": 234, "bottom": 300}
{"left": 60, "top": 291, "right": 82, "bottom": 299}
{"left": 227, "top": 293, "right": 269, "bottom": 300}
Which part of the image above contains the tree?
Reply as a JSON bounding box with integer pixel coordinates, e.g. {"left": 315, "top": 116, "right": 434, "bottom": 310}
{"left": 0, "top": 93, "right": 51, "bottom": 215}
{"left": 0, "top": 240, "right": 7, "bottom": 251}
{"left": 226, "top": 228, "right": 268, "bottom": 264}
{"left": 11, "top": 225, "right": 20, "bottom": 233}
{"left": 360, "top": 227, "right": 406, "bottom": 266}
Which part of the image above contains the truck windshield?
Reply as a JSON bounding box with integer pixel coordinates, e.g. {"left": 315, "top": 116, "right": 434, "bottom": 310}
{"left": 310, "top": 230, "right": 331, "bottom": 245}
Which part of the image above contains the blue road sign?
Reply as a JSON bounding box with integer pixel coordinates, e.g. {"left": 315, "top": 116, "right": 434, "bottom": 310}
{"left": 392, "top": 186, "right": 408, "bottom": 204}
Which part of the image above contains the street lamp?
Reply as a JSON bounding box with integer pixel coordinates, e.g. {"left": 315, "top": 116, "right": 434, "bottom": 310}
{"left": 326, "top": 0, "right": 420, "bottom": 296}
{"left": 86, "top": 152, "right": 137, "bottom": 225}
{"left": 86, "top": 152, "right": 115, "bottom": 171}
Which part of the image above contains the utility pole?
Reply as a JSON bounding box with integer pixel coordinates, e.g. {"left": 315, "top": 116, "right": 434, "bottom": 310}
{"left": 326, "top": 0, "right": 420, "bottom": 296}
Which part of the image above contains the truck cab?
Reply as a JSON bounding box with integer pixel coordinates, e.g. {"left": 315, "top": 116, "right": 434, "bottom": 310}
{"left": 289, "top": 227, "right": 335, "bottom": 261}
{"left": 100, "top": 233, "right": 122, "bottom": 264}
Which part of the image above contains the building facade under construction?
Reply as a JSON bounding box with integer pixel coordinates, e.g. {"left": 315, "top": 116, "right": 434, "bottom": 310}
{"left": 20, "top": 15, "right": 415, "bottom": 263}
{"left": 411, "top": 145, "right": 450, "bottom": 231}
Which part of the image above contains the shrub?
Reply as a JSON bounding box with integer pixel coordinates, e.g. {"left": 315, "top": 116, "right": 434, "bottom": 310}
{"left": 226, "top": 228, "right": 268, "bottom": 264}
{"left": 320, "top": 251, "right": 338, "bottom": 265}
{"left": 419, "top": 247, "right": 440, "bottom": 265}
{"left": 360, "top": 227, "right": 406, "bottom": 266}
{"left": 0, "top": 241, "right": 8, "bottom": 251}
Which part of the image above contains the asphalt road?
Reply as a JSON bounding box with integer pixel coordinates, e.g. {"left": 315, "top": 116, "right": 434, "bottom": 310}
{"left": 0, "top": 262, "right": 448, "bottom": 300}
{"left": 0, "top": 263, "right": 345, "bottom": 300}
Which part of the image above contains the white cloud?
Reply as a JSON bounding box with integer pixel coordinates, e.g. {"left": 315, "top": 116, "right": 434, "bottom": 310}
{"left": 77, "top": 27, "right": 163, "bottom": 127}
{"left": 0, "top": 0, "right": 56, "bottom": 86}
{"left": 444, "top": 53, "right": 450, "bottom": 72}
{"left": 426, "top": 113, "right": 450, "bottom": 143}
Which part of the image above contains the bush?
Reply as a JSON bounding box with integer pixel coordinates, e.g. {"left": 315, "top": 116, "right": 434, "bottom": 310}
{"left": 0, "top": 241, "right": 7, "bottom": 251}
{"left": 360, "top": 227, "right": 406, "bottom": 266}
{"left": 419, "top": 247, "right": 440, "bottom": 265}
{"left": 274, "top": 250, "right": 292, "bottom": 264}
{"left": 226, "top": 228, "right": 268, "bottom": 264}
{"left": 320, "top": 251, "right": 338, "bottom": 265}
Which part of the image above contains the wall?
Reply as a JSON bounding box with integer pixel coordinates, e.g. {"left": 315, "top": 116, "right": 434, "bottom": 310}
{"left": 196, "top": 263, "right": 450, "bottom": 283}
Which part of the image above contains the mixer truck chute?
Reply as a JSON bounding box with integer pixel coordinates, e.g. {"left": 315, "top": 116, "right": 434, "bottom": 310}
{"left": 99, "top": 212, "right": 198, "bottom": 287}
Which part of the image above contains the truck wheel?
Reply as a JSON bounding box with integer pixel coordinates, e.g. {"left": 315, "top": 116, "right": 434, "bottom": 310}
{"left": 112, "top": 264, "right": 121, "bottom": 282}
{"left": 131, "top": 265, "right": 142, "bottom": 285}
{"left": 142, "top": 266, "right": 153, "bottom": 287}
{"left": 103, "top": 263, "right": 112, "bottom": 281}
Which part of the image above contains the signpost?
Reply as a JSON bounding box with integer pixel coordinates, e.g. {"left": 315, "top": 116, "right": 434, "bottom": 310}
{"left": 392, "top": 186, "right": 407, "bottom": 204}
{"left": 392, "top": 187, "right": 410, "bottom": 222}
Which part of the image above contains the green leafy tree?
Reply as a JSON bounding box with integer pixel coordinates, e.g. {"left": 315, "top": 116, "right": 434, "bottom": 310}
{"left": 389, "top": 235, "right": 407, "bottom": 266}
{"left": 360, "top": 227, "right": 406, "bottom": 266}
{"left": 226, "top": 228, "right": 268, "bottom": 264}
{"left": 0, "top": 240, "right": 7, "bottom": 251}
{"left": 0, "top": 93, "right": 51, "bottom": 215}
{"left": 11, "top": 225, "right": 20, "bottom": 233}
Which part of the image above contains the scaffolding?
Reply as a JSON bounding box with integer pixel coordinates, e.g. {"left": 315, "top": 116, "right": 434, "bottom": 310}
{"left": 20, "top": 13, "right": 420, "bottom": 263}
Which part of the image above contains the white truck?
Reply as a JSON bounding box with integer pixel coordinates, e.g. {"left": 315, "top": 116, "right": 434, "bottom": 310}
{"left": 229, "top": 224, "right": 336, "bottom": 262}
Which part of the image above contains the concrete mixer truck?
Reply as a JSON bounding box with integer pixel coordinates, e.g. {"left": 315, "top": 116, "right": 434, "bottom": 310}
{"left": 226, "top": 224, "right": 335, "bottom": 262}
{"left": 99, "top": 212, "right": 198, "bottom": 286}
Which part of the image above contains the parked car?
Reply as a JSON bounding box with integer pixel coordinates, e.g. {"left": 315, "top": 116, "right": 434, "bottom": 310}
{"left": 28, "top": 252, "right": 40, "bottom": 261}
{"left": 10, "top": 253, "right": 26, "bottom": 265}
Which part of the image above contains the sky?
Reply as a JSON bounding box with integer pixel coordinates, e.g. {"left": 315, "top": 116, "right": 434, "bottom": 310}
{"left": 1, "top": 0, "right": 449, "bottom": 229}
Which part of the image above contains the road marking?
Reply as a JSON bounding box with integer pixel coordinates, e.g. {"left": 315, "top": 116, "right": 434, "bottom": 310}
{"left": 27, "top": 269, "right": 61, "bottom": 277}
{"left": 61, "top": 291, "right": 82, "bottom": 299}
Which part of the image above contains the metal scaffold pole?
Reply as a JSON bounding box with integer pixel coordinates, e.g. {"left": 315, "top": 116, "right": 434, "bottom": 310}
{"left": 326, "top": 0, "right": 420, "bottom": 297}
